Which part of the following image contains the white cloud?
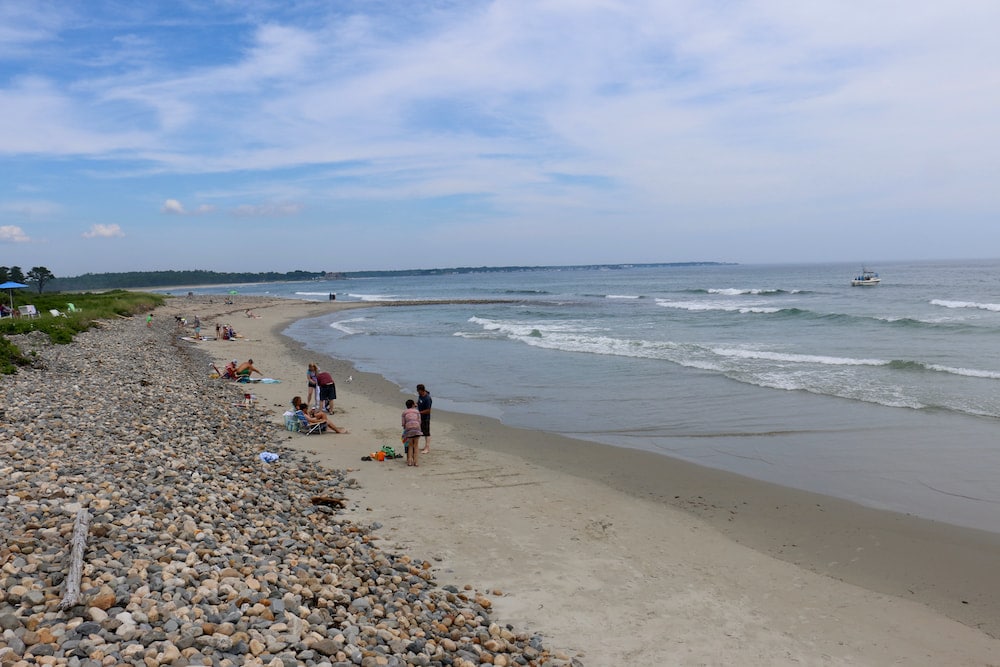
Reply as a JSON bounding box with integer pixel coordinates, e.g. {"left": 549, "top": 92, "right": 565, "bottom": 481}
{"left": 0, "top": 4, "right": 66, "bottom": 58}
{"left": 161, "top": 199, "right": 215, "bottom": 215}
{"left": 0, "top": 225, "right": 30, "bottom": 243}
{"left": 0, "top": 76, "right": 154, "bottom": 156}
{"left": 161, "top": 198, "right": 186, "bottom": 214}
{"left": 0, "top": 199, "right": 61, "bottom": 219}
{"left": 230, "top": 202, "right": 303, "bottom": 217}
{"left": 82, "top": 223, "right": 124, "bottom": 238}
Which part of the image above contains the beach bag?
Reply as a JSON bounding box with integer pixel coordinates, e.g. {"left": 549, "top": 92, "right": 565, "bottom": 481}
{"left": 380, "top": 445, "right": 396, "bottom": 458}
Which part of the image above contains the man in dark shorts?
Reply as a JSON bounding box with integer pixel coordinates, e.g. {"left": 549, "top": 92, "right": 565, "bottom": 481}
{"left": 316, "top": 369, "right": 337, "bottom": 412}
{"left": 417, "top": 384, "right": 432, "bottom": 453}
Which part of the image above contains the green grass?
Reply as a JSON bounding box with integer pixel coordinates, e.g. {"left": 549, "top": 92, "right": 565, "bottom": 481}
{"left": 0, "top": 290, "right": 165, "bottom": 374}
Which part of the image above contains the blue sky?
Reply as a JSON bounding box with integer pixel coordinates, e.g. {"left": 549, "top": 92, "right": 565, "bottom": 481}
{"left": 2, "top": 1, "right": 999, "bottom": 276}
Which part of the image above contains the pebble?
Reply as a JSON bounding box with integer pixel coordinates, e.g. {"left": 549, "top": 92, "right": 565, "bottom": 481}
{"left": 0, "top": 302, "right": 577, "bottom": 665}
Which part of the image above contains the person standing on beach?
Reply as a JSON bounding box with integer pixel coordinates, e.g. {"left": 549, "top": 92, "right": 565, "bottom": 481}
{"left": 306, "top": 363, "right": 319, "bottom": 409}
{"left": 402, "top": 399, "right": 423, "bottom": 466}
{"left": 417, "top": 384, "right": 432, "bottom": 454}
{"left": 316, "top": 368, "right": 337, "bottom": 412}
{"left": 145, "top": 313, "right": 153, "bottom": 327}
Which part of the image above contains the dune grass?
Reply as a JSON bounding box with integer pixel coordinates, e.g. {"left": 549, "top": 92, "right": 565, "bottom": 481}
{"left": 0, "top": 290, "right": 165, "bottom": 374}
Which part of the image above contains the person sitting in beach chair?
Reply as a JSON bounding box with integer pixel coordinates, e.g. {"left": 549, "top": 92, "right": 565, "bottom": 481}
{"left": 292, "top": 396, "right": 348, "bottom": 434}
{"left": 289, "top": 404, "right": 328, "bottom": 435}
{"left": 222, "top": 360, "right": 239, "bottom": 379}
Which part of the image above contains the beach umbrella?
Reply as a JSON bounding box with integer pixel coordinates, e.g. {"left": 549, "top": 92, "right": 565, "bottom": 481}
{"left": 0, "top": 281, "right": 28, "bottom": 310}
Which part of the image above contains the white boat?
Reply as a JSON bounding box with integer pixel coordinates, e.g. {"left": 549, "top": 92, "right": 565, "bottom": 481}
{"left": 851, "top": 268, "right": 881, "bottom": 286}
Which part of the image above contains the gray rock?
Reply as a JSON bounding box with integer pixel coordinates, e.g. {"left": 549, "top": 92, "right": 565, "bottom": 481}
{"left": 348, "top": 597, "right": 371, "bottom": 612}
{"left": 27, "top": 642, "right": 57, "bottom": 656}
{"left": 312, "top": 638, "right": 342, "bottom": 656}
{"left": 0, "top": 613, "right": 22, "bottom": 630}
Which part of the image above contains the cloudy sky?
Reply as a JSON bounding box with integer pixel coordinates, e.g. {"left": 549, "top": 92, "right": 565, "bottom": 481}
{"left": 2, "top": 1, "right": 999, "bottom": 276}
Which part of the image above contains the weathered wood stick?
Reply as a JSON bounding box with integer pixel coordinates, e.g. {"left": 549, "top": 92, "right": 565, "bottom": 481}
{"left": 59, "top": 509, "right": 91, "bottom": 611}
{"left": 311, "top": 495, "right": 348, "bottom": 508}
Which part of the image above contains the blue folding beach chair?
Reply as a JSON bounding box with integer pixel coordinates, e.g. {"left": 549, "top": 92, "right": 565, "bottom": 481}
{"left": 293, "top": 409, "right": 325, "bottom": 435}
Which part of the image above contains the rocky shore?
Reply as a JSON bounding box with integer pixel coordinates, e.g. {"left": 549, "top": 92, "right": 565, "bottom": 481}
{"left": 0, "top": 314, "right": 571, "bottom": 667}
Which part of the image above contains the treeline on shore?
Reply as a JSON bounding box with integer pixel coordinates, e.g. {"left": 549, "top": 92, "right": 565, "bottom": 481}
{"left": 53, "top": 262, "right": 733, "bottom": 290}
{"left": 342, "top": 261, "right": 732, "bottom": 278}
{"left": 52, "top": 270, "right": 325, "bottom": 291}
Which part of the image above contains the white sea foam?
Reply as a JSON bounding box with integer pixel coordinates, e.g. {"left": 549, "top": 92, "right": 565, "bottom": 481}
{"left": 328, "top": 317, "right": 368, "bottom": 335}
{"left": 708, "top": 288, "right": 764, "bottom": 295}
{"left": 710, "top": 347, "right": 886, "bottom": 366}
{"left": 452, "top": 331, "right": 499, "bottom": 339}
{"left": 465, "top": 316, "right": 726, "bottom": 372}
{"left": 606, "top": 294, "right": 640, "bottom": 299}
{"left": 495, "top": 327, "right": 915, "bottom": 408}
{"left": 467, "top": 316, "right": 592, "bottom": 335}
{"left": 741, "top": 307, "right": 781, "bottom": 314}
{"left": 347, "top": 293, "right": 401, "bottom": 302}
{"left": 466, "top": 316, "right": 889, "bottom": 379}
{"left": 876, "top": 315, "right": 958, "bottom": 324}
{"left": 931, "top": 299, "right": 1000, "bottom": 312}
{"left": 656, "top": 299, "right": 780, "bottom": 314}
{"left": 926, "top": 364, "right": 1000, "bottom": 380}
{"left": 707, "top": 288, "right": 800, "bottom": 295}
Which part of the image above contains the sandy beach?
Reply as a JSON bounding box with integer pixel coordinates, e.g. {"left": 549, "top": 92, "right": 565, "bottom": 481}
{"left": 165, "top": 295, "right": 1000, "bottom": 665}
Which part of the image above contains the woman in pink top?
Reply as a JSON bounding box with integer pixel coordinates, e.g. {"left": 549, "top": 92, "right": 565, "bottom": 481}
{"left": 402, "top": 400, "right": 423, "bottom": 467}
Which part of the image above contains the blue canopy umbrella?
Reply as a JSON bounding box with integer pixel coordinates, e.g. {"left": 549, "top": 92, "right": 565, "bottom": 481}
{"left": 0, "top": 281, "right": 28, "bottom": 311}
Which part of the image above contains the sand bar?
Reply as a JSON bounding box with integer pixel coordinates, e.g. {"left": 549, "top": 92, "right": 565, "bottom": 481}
{"left": 166, "top": 295, "right": 1000, "bottom": 665}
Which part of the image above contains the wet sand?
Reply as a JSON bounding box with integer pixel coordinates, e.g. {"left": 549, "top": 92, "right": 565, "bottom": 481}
{"left": 165, "top": 295, "right": 1000, "bottom": 665}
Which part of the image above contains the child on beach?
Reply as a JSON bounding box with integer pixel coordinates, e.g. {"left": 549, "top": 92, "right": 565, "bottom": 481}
{"left": 402, "top": 399, "right": 423, "bottom": 466}
{"left": 306, "top": 363, "right": 319, "bottom": 409}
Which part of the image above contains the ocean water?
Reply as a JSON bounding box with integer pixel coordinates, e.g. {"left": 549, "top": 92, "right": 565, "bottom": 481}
{"left": 177, "top": 260, "right": 1000, "bottom": 533}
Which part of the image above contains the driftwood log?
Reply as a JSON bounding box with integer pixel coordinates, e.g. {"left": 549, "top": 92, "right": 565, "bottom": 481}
{"left": 310, "top": 496, "right": 347, "bottom": 508}
{"left": 58, "top": 509, "right": 91, "bottom": 611}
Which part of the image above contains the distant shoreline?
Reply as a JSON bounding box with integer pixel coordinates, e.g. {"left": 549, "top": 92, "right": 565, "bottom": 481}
{"left": 57, "top": 261, "right": 737, "bottom": 292}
